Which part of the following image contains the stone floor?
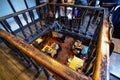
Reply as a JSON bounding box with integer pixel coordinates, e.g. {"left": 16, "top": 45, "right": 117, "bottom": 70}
{"left": 110, "top": 38, "right": 120, "bottom": 79}
{"left": 113, "top": 38, "right": 120, "bottom": 53}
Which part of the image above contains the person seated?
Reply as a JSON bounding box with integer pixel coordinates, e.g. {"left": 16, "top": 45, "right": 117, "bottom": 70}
{"left": 44, "top": 45, "right": 57, "bottom": 57}
{"left": 51, "top": 42, "right": 62, "bottom": 58}
{"left": 72, "top": 40, "right": 83, "bottom": 49}
{"left": 72, "top": 40, "right": 84, "bottom": 57}
{"left": 51, "top": 42, "right": 58, "bottom": 49}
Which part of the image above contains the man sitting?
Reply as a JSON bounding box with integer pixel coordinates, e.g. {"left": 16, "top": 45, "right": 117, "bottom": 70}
{"left": 72, "top": 40, "right": 84, "bottom": 57}
{"left": 51, "top": 42, "right": 62, "bottom": 58}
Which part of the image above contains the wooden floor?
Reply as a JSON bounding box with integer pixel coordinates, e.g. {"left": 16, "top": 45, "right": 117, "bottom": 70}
{"left": 0, "top": 43, "right": 47, "bottom": 80}
{"left": 113, "top": 38, "right": 120, "bottom": 53}
{"left": 45, "top": 36, "right": 75, "bottom": 65}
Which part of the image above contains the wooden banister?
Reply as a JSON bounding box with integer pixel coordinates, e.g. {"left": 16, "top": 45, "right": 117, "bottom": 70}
{"left": 92, "top": 18, "right": 110, "bottom": 80}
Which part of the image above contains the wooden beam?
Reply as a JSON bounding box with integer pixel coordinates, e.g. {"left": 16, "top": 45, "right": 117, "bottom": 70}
{"left": 0, "top": 29, "right": 90, "bottom": 80}
{"left": 92, "top": 18, "right": 110, "bottom": 80}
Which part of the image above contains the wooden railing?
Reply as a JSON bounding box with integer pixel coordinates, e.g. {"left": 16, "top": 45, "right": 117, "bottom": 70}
{"left": 92, "top": 14, "right": 111, "bottom": 80}
{"left": 0, "top": 3, "right": 49, "bottom": 43}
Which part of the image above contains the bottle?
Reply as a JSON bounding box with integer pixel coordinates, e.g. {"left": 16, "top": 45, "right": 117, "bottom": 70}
{"left": 71, "top": 0, "right": 75, "bottom": 5}
{"left": 74, "top": 7, "right": 78, "bottom": 17}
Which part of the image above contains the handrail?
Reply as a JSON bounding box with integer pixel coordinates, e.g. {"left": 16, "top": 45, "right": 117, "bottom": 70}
{"left": 0, "top": 29, "right": 90, "bottom": 80}
{"left": 0, "top": 3, "right": 105, "bottom": 21}
{"left": 102, "top": 3, "right": 117, "bottom": 7}
{"left": 48, "top": 3, "right": 105, "bottom": 10}
{"left": 92, "top": 15, "right": 110, "bottom": 79}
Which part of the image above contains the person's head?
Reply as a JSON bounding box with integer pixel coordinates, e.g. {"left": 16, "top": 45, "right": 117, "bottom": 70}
{"left": 77, "top": 40, "right": 82, "bottom": 45}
